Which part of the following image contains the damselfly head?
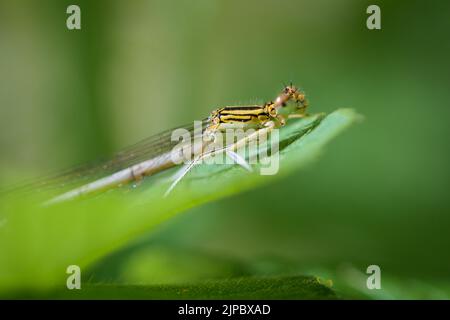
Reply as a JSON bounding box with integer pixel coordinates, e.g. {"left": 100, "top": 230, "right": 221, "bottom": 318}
{"left": 285, "top": 85, "right": 307, "bottom": 103}
{"left": 276, "top": 85, "right": 308, "bottom": 110}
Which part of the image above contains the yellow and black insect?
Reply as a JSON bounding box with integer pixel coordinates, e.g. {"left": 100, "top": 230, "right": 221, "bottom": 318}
{"left": 206, "top": 85, "right": 308, "bottom": 132}
{"left": 43, "top": 85, "right": 310, "bottom": 204}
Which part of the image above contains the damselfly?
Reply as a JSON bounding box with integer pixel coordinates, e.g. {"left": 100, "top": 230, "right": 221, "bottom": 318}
{"left": 34, "top": 85, "right": 309, "bottom": 205}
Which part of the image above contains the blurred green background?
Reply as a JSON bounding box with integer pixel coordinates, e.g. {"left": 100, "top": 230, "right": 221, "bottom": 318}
{"left": 1, "top": 0, "right": 450, "bottom": 298}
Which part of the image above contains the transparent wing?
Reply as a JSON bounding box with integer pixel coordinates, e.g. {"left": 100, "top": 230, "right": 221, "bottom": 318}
{"left": 10, "top": 119, "right": 209, "bottom": 194}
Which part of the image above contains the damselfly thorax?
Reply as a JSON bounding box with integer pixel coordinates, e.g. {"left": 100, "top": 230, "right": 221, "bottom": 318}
{"left": 38, "top": 84, "right": 310, "bottom": 204}
{"left": 206, "top": 85, "right": 308, "bottom": 134}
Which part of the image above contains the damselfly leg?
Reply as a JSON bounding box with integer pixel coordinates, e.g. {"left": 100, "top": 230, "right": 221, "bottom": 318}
{"left": 163, "top": 85, "right": 310, "bottom": 195}
{"left": 164, "top": 120, "right": 276, "bottom": 196}
{"left": 39, "top": 84, "right": 311, "bottom": 204}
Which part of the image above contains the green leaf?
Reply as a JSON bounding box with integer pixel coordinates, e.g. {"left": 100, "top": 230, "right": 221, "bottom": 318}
{"left": 25, "top": 276, "right": 336, "bottom": 300}
{"left": 0, "top": 108, "right": 359, "bottom": 295}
